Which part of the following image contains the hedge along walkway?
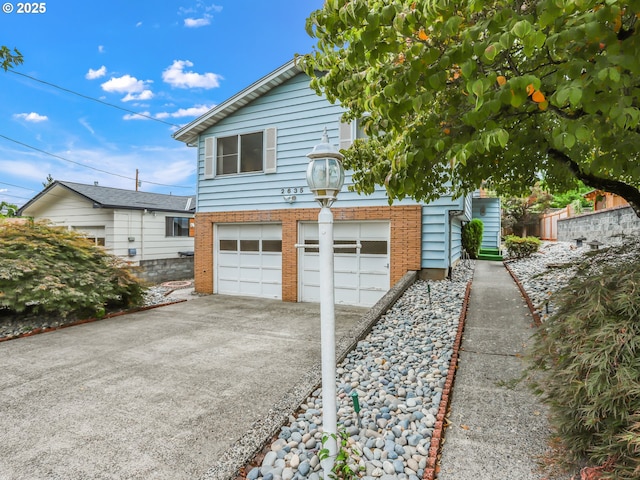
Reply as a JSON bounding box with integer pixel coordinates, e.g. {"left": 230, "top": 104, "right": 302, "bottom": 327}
{"left": 436, "top": 260, "right": 554, "bottom": 480}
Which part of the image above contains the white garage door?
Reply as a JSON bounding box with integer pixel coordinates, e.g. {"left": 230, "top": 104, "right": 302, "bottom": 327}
{"left": 299, "top": 221, "right": 390, "bottom": 307}
{"left": 215, "top": 224, "right": 282, "bottom": 299}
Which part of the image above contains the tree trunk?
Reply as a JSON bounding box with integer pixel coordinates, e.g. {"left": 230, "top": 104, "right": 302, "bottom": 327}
{"left": 548, "top": 148, "right": 640, "bottom": 218}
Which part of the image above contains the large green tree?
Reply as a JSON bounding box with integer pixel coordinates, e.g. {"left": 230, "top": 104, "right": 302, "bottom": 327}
{"left": 301, "top": 0, "right": 640, "bottom": 217}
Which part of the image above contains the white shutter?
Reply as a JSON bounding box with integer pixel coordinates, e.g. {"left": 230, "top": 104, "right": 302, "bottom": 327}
{"left": 265, "top": 127, "right": 277, "bottom": 174}
{"left": 204, "top": 137, "right": 214, "bottom": 179}
{"left": 339, "top": 119, "right": 353, "bottom": 150}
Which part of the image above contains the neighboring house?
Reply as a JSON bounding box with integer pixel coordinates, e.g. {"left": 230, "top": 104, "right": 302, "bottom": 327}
{"left": 584, "top": 189, "right": 629, "bottom": 211}
{"left": 18, "top": 181, "right": 196, "bottom": 270}
{"left": 173, "top": 59, "right": 499, "bottom": 307}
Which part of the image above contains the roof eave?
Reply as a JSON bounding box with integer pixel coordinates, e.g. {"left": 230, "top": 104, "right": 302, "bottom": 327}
{"left": 172, "top": 58, "right": 304, "bottom": 144}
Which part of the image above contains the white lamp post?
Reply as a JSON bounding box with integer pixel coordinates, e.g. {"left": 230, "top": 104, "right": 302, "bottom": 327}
{"left": 306, "top": 127, "right": 344, "bottom": 476}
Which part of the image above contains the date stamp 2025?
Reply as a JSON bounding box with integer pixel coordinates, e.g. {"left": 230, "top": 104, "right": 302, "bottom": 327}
{"left": 2, "top": 2, "right": 47, "bottom": 14}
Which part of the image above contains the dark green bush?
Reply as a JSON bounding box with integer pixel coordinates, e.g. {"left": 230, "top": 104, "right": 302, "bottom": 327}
{"left": 0, "top": 221, "right": 145, "bottom": 318}
{"left": 504, "top": 235, "right": 541, "bottom": 258}
{"left": 530, "top": 260, "right": 640, "bottom": 479}
{"left": 462, "top": 219, "right": 483, "bottom": 259}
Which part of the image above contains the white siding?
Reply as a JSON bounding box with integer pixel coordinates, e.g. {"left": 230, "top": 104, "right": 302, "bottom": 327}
{"left": 21, "top": 185, "right": 194, "bottom": 264}
{"left": 112, "top": 210, "right": 194, "bottom": 262}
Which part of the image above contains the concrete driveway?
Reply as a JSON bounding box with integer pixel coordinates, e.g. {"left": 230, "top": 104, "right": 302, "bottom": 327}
{"left": 0, "top": 295, "right": 367, "bottom": 480}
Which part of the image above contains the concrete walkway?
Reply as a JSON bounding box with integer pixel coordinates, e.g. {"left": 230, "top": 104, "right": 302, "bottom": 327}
{"left": 437, "top": 261, "right": 552, "bottom": 479}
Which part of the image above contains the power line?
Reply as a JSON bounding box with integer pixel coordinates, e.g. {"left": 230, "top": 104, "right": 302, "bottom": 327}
{"left": 0, "top": 181, "right": 37, "bottom": 191}
{"left": 8, "top": 70, "right": 181, "bottom": 127}
{"left": 0, "top": 133, "right": 194, "bottom": 190}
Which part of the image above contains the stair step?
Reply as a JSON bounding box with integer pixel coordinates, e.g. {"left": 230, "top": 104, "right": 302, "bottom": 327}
{"left": 479, "top": 247, "right": 501, "bottom": 255}
{"left": 477, "top": 253, "right": 504, "bottom": 261}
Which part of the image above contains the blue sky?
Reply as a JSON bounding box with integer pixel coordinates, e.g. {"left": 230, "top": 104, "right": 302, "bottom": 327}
{"left": 0, "top": 0, "right": 324, "bottom": 207}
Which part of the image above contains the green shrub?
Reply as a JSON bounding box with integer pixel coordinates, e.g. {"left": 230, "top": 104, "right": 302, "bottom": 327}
{"left": 0, "top": 221, "right": 145, "bottom": 318}
{"left": 462, "top": 219, "right": 484, "bottom": 259}
{"left": 504, "top": 235, "right": 541, "bottom": 258}
{"left": 530, "top": 261, "right": 640, "bottom": 478}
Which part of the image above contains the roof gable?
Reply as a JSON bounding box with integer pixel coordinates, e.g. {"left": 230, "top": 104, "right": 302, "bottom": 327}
{"left": 172, "top": 59, "right": 304, "bottom": 145}
{"left": 18, "top": 181, "right": 195, "bottom": 215}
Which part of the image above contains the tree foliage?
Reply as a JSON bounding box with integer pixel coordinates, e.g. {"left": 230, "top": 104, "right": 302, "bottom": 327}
{"left": 0, "top": 45, "right": 23, "bottom": 71}
{"left": 301, "top": 0, "right": 640, "bottom": 217}
{"left": 0, "top": 221, "right": 145, "bottom": 319}
{"left": 0, "top": 202, "right": 18, "bottom": 218}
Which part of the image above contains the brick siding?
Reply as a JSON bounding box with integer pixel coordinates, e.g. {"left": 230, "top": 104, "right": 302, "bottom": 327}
{"left": 194, "top": 206, "right": 422, "bottom": 302}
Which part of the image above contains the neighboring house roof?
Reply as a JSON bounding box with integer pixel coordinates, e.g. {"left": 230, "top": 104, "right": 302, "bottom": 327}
{"left": 172, "top": 59, "right": 303, "bottom": 145}
{"left": 18, "top": 181, "right": 196, "bottom": 215}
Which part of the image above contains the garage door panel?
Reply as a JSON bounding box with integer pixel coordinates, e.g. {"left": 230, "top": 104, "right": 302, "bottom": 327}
{"left": 360, "top": 272, "right": 389, "bottom": 288}
{"left": 261, "top": 254, "right": 282, "bottom": 268}
{"left": 261, "top": 268, "right": 282, "bottom": 283}
{"left": 334, "top": 256, "right": 358, "bottom": 271}
{"left": 300, "top": 221, "right": 390, "bottom": 307}
{"left": 215, "top": 224, "right": 282, "bottom": 299}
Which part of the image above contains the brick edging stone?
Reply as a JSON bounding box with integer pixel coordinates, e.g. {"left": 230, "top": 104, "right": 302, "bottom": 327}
{"left": 422, "top": 279, "right": 472, "bottom": 480}
{"left": 503, "top": 261, "right": 542, "bottom": 327}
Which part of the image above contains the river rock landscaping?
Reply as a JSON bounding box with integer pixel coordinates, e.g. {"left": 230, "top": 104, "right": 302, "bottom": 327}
{"left": 244, "top": 264, "right": 473, "bottom": 480}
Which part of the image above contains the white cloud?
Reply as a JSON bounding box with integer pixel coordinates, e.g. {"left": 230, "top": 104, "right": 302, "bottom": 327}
{"left": 14, "top": 112, "right": 48, "bottom": 123}
{"left": 156, "top": 104, "right": 214, "bottom": 119}
{"left": 86, "top": 65, "right": 107, "bottom": 80}
{"left": 184, "top": 16, "right": 211, "bottom": 27}
{"left": 123, "top": 112, "right": 151, "bottom": 121}
{"left": 101, "top": 75, "right": 153, "bottom": 99}
{"left": 98, "top": 45, "right": 105, "bottom": 53}
{"left": 122, "top": 90, "right": 154, "bottom": 102}
{"left": 162, "top": 60, "right": 222, "bottom": 89}
{"left": 79, "top": 118, "right": 95, "bottom": 134}
{"left": 136, "top": 21, "right": 142, "bottom": 27}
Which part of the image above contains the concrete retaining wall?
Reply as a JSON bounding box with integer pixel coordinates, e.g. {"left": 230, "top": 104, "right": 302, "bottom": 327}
{"left": 136, "top": 257, "right": 194, "bottom": 284}
{"left": 557, "top": 205, "right": 640, "bottom": 244}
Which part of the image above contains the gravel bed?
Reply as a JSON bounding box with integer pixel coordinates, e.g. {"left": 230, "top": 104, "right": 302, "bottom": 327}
{"left": 505, "top": 239, "right": 640, "bottom": 322}
{"left": 245, "top": 263, "right": 474, "bottom": 480}
{"left": 0, "top": 283, "right": 189, "bottom": 340}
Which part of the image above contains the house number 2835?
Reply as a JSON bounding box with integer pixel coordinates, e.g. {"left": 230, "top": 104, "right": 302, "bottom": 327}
{"left": 281, "top": 187, "right": 304, "bottom": 194}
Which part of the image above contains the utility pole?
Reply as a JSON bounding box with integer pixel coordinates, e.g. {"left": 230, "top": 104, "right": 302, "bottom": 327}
{"left": 135, "top": 169, "right": 139, "bottom": 191}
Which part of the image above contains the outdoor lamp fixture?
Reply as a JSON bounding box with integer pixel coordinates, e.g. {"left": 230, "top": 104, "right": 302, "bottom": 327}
{"left": 306, "top": 127, "right": 345, "bottom": 208}
{"left": 306, "top": 127, "right": 344, "bottom": 476}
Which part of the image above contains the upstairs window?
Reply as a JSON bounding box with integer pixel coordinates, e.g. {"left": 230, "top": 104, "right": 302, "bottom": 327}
{"left": 217, "top": 131, "right": 263, "bottom": 175}
{"left": 203, "top": 128, "right": 276, "bottom": 179}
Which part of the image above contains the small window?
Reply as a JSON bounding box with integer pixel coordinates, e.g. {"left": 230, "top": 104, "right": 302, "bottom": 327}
{"left": 304, "top": 239, "right": 319, "bottom": 253}
{"left": 354, "top": 118, "right": 369, "bottom": 140}
{"left": 335, "top": 240, "right": 357, "bottom": 254}
{"left": 216, "top": 131, "right": 264, "bottom": 175}
{"left": 240, "top": 240, "right": 260, "bottom": 252}
{"left": 361, "top": 240, "right": 387, "bottom": 255}
{"left": 87, "top": 237, "right": 106, "bottom": 247}
{"left": 220, "top": 239, "right": 237, "bottom": 251}
{"left": 166, "top": 217, "right": 193, "bottom": 237}
{"left": 262, "top": 240, "right": 282, "bottom": 252}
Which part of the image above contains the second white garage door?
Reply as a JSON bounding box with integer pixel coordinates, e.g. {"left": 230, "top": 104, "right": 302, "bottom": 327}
{"left": 215, "top": 224, "right": 282, "bottom": 299}
{"left": 299, "top": 221, "right": 390, "bottom": 307}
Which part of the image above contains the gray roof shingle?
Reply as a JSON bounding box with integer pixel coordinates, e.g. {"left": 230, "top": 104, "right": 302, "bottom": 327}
{"left": 19, "top": 181, "right": 195, "bottom": 214}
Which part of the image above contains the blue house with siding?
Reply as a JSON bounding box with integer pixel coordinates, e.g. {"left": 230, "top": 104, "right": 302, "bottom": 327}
{"left": 173, "top": 59, "right": 499, "bottom": 307}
